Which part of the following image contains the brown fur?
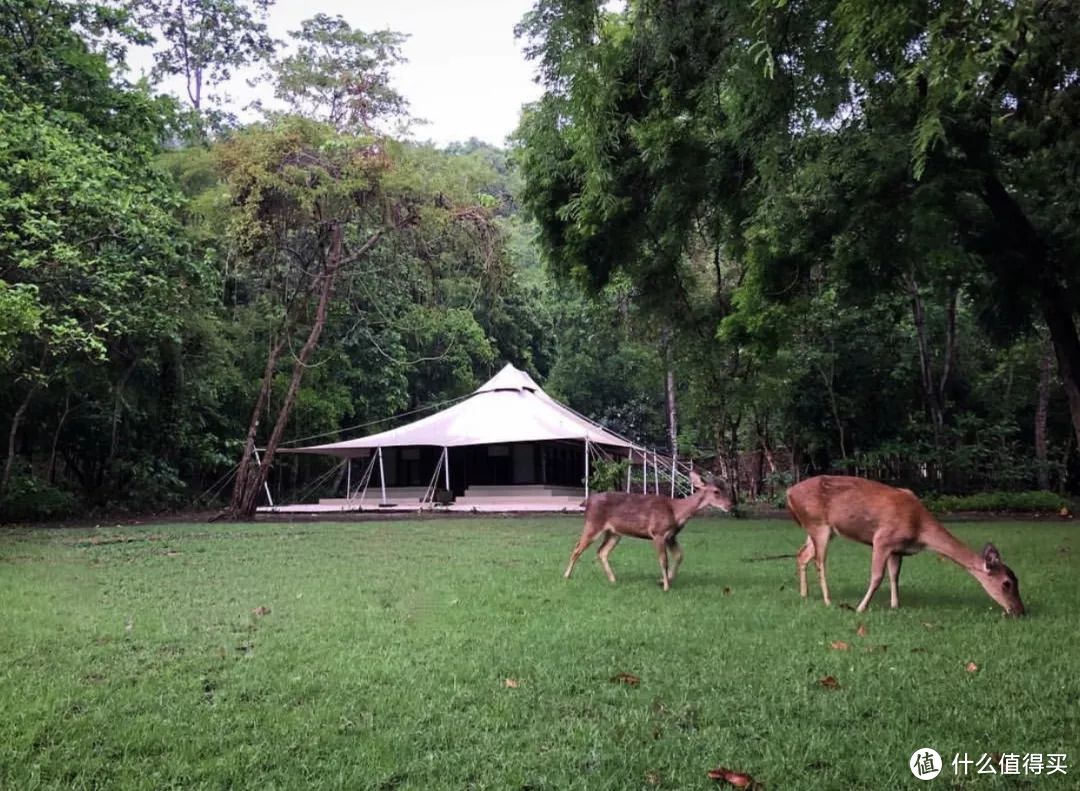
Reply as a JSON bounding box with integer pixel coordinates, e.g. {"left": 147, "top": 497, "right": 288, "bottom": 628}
{"left": 564, "top": 472, "right": 731, "bottom": 591}
{"left": 787, "top": 475, "right": 1025, "bottom": 615}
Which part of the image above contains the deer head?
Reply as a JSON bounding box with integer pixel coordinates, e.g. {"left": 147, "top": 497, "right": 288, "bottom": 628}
{"left": 971, "top": 543, "right": 1025, "bottom": 616}
{"left": 689, "top": 470, "right": 732, "bottom": 512}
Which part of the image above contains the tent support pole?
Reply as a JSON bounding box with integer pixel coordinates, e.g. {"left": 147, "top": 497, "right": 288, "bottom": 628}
{"left": 654, "top": 450, "right": 660, "bottom": 494}
{"left": 642, "top": 451, "right": 648, "bottom": 494}
{"left": 354, "top": 452, "right": 376, "bottom": 504}
{"left": 346, "top": 458, "right": 352, "bottom": 503}
{"left": 377, "top": 447, "right": 387, "bottom": 505}
{"left": 671, "top": 456, "right": 676, "bottom": 497}
{"left": 443, "top": 447, "right": 450, "bottom": 492}
{"left": 625, "top": 452, "right": 632, "bottom": 492}
{"left": 253, "top": 448, "right": 273, "bottom": 507}
{"left": 584, "top": 438, "right": 590, "bottom": 499}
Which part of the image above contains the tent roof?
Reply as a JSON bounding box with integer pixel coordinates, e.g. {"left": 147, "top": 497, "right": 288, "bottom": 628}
{"left": 287, "top": 364, "right": 637, "bottom": 457}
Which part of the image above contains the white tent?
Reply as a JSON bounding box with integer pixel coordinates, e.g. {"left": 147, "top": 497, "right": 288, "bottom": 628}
{"left": 290, "top": 363, "right": 636, "bottom": 455}
{"left": 282, "top": 364, "right": 641, "bottom": 505}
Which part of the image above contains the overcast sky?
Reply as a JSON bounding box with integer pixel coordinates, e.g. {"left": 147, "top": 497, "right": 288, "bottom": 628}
{"left": 125, "top": 0, "right": 545, "bottom": 147}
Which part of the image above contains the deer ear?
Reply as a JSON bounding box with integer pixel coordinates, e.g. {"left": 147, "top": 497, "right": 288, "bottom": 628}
{"left": 983, "top": 543, "right": 1002, "bottom": 572}
{"left": 688, "top": 470, "right": 705, "bottom": 489}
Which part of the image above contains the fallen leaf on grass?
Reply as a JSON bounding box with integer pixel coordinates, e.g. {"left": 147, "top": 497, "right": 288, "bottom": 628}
{"left": 1058, "top": 545, "right": 1071, "bottom": 555}
{"left": 611, "top": 672, "right": 641, "bottom": 686}
{"left": 830, "top": 641, "right": 850, "bottom": 651}
{"left": 922, "top": 622, "right": 939, "bottom": 630}
{"left": 965, "top": 662, "right": 979, "bottom": 673}
{"left": 723, "top": 587, "right": 732, "bottom": 595}
{"left": 645, "top": 770, "right": 661, "bottom": 786}
{"left": 164, "top": 550, "right": 182, "bottom": 557}
{"left": 863, "top": 644, "right": 888, "bottom": 653}
{"left": 910, "top": 647, "right": 928, "bottom": 654}
{"left": 856, "top": 623, "right": 868, "bottom": 637}
{"left": 818, "top": 676, "right": 840, "bottom": 690}
{"left": 707, "top": 767, "right": 756, "bottom": 787}
{"left": 504, "top": 678, "right": 519, "bottom": 689}
{"left": 252, "top": 606, "right": 271, "bottom": 617}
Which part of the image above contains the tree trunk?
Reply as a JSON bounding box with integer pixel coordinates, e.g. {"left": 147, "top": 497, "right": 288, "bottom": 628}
{"left": 816, "top": 355, "right": 847, "bottom": 461}
{"left": 907, "top": 278, "right": 955, "bottom": 445}
{"left": 228, "top": 224, "right": 387, "bottom": 519}
{"left": 908, "top": 278, "right": 960, "bottom": 488}
{"left": 978, "top": 172, "right": 1080, "bottom": 452}
{"left": 1035, "top": 339, "right": 1053, "bottom": 490}
{"left": 226, "top": 332, "right": 288, "bottom": 518}
{"left": 2, "top": 383, "right": 38, "bottom": 498}
{"left": 107, "top": 357, "right": 138, "bottom": 473}
{"left": 48, "top": 392, "right": 72, "bottom": 485}
{"left": 665, "top": 367, "right": 678, "bottom": 458}
{"left": 235, "top": 228, "right": 345, "bottom": 517}
{"left": 660, "top": 328, "right": 678, "bottom": 457}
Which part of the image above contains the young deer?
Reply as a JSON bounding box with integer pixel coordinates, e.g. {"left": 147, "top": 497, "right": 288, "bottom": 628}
{"left": 787, "top": 475, "right": 1025, "bottom": 615}
{"left": 564, "top": 471, "right": 731, "bottom": 591}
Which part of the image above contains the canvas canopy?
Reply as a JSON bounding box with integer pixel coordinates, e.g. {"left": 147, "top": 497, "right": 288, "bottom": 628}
{"left": 287, "top": 364, "right": 637, "bottom": 457}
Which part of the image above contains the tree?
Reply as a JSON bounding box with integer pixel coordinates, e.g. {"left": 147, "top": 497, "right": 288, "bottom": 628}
{"left": 129, "top": 0, "right": 276, "bottom": 110}
{"left": 514, "top": 0, "right": 1080, "bottom": 489}
{"left": 264, "top": 13, "right": 407, "bottom": 132}
{"left": 218, "top": 122, "right": 510, "bottom": 518}
{"left": 0, "top": 1, "right": 205, "bottom": 503}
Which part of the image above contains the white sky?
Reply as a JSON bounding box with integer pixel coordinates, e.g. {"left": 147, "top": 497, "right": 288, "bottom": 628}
{"left": 125, "top": 0, "right": 545, "bottom": 147}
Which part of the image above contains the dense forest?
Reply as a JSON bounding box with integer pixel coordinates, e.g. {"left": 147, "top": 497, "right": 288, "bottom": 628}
{"left": 2, "top": 0, "right": 1078, "bottom": 521}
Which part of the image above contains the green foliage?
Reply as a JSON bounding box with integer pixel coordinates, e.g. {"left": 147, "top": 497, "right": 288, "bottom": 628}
{"left": 264, "top": 13, "right": 407, "bottom": 131}
{"left": 0, "top": 282, "right": 42, "bottom": 368}
{"left": 514, "top": 0, "right": 1080, "bottom": 497}
{"left": 0, "top": 93, "right": 200, "bottom": 362}
{"left": 129, "top": 0, "right": 276, "bottom": 111}
{"left": 923, "top": 491, "right": 1073, "bottom": 515}
{"left": 587, "top": 457, "right": 629, "bottom": 493}
{"left": 0, "top": 474, "right": 77, "bottom": 521}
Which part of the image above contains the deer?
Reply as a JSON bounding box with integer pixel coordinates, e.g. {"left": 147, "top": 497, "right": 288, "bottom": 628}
{"left": 564, "top": 471, "right": 732, "bottom": 591}
{"left": 786, "top": 475, "right": 1025, "bottom": 615}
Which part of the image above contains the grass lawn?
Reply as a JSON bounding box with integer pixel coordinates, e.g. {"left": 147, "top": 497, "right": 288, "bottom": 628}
{"left": 0, "top": 515, "right": 1077, "bottom": 790}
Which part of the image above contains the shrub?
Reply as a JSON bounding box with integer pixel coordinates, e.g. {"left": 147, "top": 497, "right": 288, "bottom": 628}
{"left": 923, "top": 490, "right": 1073, "bottom": 514}
{"left": 0, "top": 474, "right": 78, "bottom": 522}
{"left": 588, "top": 458, "right": 630, "bottom": 493}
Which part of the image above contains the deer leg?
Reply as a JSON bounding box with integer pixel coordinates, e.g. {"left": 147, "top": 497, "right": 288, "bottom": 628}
{"left": 564, "top": 526, "right": 602, "bottom": 579}
{"left": 856, "top": 544, "right": 891, "bottom": 613}
{"left": 811, "top": 531, "right": 832, "bottom": 606}
{"left": 596, "top": 532, "right": 621, "bottom": 583}
{"left": 666, "top": 537, "right": 684, "bottom": 583}
{"left": 653, "top": 536, "right": 671, "bottom": 591}
{"left": 796, "top": 537, "right": 815, "bottom": 598}
{"left": 887, "top": 553, "right": 903, "bottom": 609}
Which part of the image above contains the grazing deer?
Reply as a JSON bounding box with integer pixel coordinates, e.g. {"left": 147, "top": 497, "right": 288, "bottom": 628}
{"left": 786, "top": 475, "right": 1025, "bottom": 615}
{"left": 564, "top": 471, "right": 732, "bottom": 591}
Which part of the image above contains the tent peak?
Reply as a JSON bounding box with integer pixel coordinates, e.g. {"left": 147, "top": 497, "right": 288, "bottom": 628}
{"left": 474, "top": 363, "right": 541, "bottom": 394}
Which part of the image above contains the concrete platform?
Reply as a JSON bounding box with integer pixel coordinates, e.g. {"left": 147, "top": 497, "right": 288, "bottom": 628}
{"left": 257, "top": 498, "right": 585, "bottom": 515}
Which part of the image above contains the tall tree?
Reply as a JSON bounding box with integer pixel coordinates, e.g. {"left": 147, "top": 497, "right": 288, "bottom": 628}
{"left": 218, "top": 122, "right": 508, "bottom": 518}
{"left": 515, "top": 0, "right": 1080, "bottom": 474}
{"left": 0, "top": 1, "right": 205, "bottom": 501}
{"left": 264, "top": 13, "right": 407, "bottom": 131}
{"left": 129, "top": 0, "right": 276, "bottom": 110}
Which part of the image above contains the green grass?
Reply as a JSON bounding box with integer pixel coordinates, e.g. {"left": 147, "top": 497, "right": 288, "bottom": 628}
{"left": 1, "top": 516, "right": 1078, "bottom": 790}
